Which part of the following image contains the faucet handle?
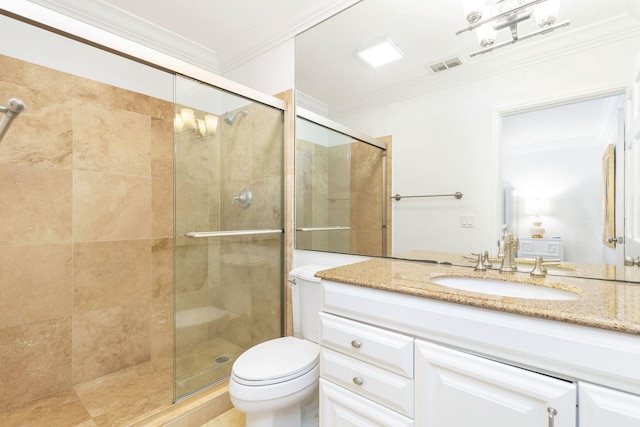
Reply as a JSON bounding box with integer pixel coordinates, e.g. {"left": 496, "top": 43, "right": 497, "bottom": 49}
{"left": 497, "top": 239, "right": 506, "bottom": 258}
{"left": 530, "top": 256, "right": 560, "bottom": 277}
{"left": 483, "top": 250, "right": 493, "bottom": 268}
{"left": 530, "top": 256, "right": 547, "bottom": 277}
{"left": 473, "top": 252, "right": 487, "bottom": 271}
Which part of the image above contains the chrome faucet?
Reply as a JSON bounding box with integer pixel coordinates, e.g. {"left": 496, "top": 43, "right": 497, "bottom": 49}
{"left": 497, "top": 227, "right": 519, "bottom": 273}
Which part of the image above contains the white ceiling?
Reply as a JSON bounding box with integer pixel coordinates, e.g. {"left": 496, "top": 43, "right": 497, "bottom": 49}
{"left": 295, "top": 0, "right": 640, "bottom": 115}
{"left": 25, "top": 0, "right": 360, "bottom": 72}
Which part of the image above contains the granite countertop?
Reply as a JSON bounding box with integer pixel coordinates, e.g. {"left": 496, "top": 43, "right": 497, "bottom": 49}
{"left": 316, "top": 257, "right": 640, "bottom": 335}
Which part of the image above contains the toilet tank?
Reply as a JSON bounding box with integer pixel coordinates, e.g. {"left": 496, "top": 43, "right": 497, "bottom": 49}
{"left": 289, "top": 265, "right": 327, "bottom": 343}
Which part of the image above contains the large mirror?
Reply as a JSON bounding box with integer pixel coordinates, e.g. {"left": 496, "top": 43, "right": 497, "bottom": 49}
{"left": 295, "top": 0, "right": 640, "bottom": 282}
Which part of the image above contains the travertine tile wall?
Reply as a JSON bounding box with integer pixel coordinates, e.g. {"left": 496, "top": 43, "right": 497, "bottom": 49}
{"left": 328, "top": 144, "right": 351, "bottom": 252}
{"left": 295, "top": 138, "right": 386, "bottom": 256}
{"left": 217, "top": 103, "right": 283, "bottom": 348}
{"left": 0, "top": 54, "right": 174, "bottom": 410}
{"left": 349, "top": 142, "right": 384, "bottom": 256}
{"left": 295, "top": 139, "right": 330, "bottom": 251}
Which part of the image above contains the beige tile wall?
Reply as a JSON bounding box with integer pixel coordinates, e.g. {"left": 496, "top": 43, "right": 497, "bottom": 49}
{"left": 295, "top": 137, "right": 388, "bottom": 256}
{"left": 0, "top": 54, "right": 174, "bottom": 410}
{"left": 349, "top": 142, "right": 385, "bottom": 256}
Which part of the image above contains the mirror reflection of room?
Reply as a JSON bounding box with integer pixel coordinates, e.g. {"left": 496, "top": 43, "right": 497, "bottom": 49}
{"left": 295, "top": 116, "right": 389, "bottom": 257}
{"left": 501, "top": 94, "right": 625, "bottom": 265}
{"left": 294, "top": 0, "right": 640, "bottom": 275}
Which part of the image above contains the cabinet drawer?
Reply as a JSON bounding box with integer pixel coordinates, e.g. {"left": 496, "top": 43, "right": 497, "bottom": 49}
{"left": 320, "top": 379, "right": 414, "bottom": 427}
{"left": 319, "top": 312, "right": 414, "bottom": 377}
{"left": 321, "top": 348, "right": 414, "bottom": 418}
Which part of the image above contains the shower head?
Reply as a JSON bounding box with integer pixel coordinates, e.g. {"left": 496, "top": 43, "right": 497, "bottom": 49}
{"left": 0, "top": 98, "right": 26, "bottom": 142}
{"left": 224, "top": 109, "right": 248, "bottom": 126}
{"left": 4, "top": 98, "right": 25, "bottom": 118}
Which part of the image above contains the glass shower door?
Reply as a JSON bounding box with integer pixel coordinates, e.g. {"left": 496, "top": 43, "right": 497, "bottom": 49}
{"left": 173, "top": 75, "right": 284, "bottom": 400}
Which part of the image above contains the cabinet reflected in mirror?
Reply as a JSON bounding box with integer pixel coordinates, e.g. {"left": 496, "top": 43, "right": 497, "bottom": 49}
{"left": 295, "top": 113, "right": 390, "bottom": 256}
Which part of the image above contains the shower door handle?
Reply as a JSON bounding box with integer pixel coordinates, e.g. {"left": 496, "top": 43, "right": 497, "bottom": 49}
{"left": 184, "top": 229, "right": 283, "bottom": 238}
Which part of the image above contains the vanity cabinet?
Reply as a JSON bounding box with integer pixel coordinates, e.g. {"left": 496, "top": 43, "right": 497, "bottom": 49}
{"left": 320, "top": 279, "right": 640, "bottom": 426}
{"left": 579, "top": 382, "right": 640, "bottom": 426}
{"left": 318, "top": 312, "right": 414, "bottom": 425}
{"left": 319, "top": 379, "right": 414, "bottom": 426}
{"left": 415, "top": 340, "right": 576, "bottom": 426}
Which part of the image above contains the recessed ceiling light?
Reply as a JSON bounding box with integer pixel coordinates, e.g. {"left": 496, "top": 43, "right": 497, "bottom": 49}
{"left": 356, "top": 38, "right": 404, "bottom": 68}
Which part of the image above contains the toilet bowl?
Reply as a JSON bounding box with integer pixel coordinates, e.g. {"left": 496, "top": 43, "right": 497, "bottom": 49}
{"left": 228, "top": 265, "right": 327, "bottom": 427}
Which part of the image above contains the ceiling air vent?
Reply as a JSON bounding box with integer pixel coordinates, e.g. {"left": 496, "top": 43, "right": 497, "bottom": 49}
{"left": 428, "top": 56, "right": 463, "bottom": 74}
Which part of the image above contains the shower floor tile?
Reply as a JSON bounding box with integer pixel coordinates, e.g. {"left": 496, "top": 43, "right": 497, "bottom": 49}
{"left": 0, "top": 338, "right": 241, "bottom": 426}
{"left": 175, "top": 337, "right": 245, "bottom": 397}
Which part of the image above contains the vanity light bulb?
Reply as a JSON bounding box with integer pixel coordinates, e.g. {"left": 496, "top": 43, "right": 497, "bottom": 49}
{"left": 535, "top": 0, "right": 559, "bottom": 27}
{"left": 180, "top": 108, "right": 195, "bottom": 129}
{"left": 205, "top": 115, "right": 219, "bottom": 135}
{"left": 476, "top": 22, "right": 497, "bottom": 47}
{"left": 196, "top": 119, "right": 207, "bottom": 137}
{"left": 461, "top": 0, "right": 484, "bottom": 23}
{"left": 174, "top": 113, "right": 184, "bottom": 132}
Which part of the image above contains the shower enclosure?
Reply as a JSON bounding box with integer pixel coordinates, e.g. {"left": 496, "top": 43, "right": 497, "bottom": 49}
{"left": 173, "top": 75, "right": 284, "bottom": 400}
{"left": 0, "top": 10, "right": 285, "bottom": 424}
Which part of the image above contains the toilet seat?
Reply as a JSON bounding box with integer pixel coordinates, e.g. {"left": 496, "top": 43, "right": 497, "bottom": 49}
{"left": 232, "top": 337, "right": 319, "bottom": 386}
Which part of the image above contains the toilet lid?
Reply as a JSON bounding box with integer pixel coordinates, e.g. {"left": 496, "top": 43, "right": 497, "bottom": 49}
{"left": 232, "top": 337, "right": 319, "bottom": 385}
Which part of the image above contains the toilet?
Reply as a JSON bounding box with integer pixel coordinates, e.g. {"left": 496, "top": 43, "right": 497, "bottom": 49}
{"left": 229, "top": 265, "right": 326, "bottom": 427}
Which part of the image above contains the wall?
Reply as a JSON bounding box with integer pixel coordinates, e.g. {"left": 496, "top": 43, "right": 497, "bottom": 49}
{"left": 336, "top": 36, "right": 640, "bottom": 256}
{"left": 349, "top": 141, "right": 384, "bottom": 256}
{"left": 223, "top": 39, "right": 295, "bottom": 97}
{"left": 0, "top": 53, "right": 174, "bottom": 409}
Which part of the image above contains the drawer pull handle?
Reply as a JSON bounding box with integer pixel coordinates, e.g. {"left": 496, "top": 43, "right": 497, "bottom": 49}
{"left": 353, "top": 377, "right": 363, "bottom": 386}
{"left": 351, "top": 340, "right": 361, "bottom": 348}
{"left": 547, "top": 407, "right": 557, "bottom": 427}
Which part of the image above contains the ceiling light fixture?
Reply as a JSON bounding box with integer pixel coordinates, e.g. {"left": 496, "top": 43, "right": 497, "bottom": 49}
{"left": 456, "top": 0, "right": 570, "bottom": 57}
{"left": 356, "top": 38, "right": 405, "bottom": 68}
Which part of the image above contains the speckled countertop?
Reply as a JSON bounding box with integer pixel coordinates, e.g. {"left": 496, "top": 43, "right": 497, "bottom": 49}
{"left": 316, "top": 257, "right": 640, "bottom": 335}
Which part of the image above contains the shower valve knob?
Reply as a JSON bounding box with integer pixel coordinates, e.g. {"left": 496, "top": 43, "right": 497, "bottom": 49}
{"left": 231, "top": 188, "right": 253, "bottom": 208}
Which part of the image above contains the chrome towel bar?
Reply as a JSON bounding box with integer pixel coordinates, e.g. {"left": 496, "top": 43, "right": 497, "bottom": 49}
{"left": 392, "top": 192, "right": 463, "bottom": 201}
{"left": 295, "top": 226, "right": 351, "bottom": 232}
{"left": 184, "top": 229, "right": 283, "bottom": 238}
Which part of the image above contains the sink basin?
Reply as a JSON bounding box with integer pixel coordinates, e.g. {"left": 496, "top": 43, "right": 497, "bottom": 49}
{"left": 431, "top": 277, "right": 578, "bottom": 300}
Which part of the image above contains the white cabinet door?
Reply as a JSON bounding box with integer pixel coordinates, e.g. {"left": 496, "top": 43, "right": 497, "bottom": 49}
{"left": 415, "top": 340, "right": 576, "bottom": 427}
{"left": 320, "top": 379, "right": 414, "bottom": 427}
{"left": 580, "top": 382, "right": 640, "bottom": 426}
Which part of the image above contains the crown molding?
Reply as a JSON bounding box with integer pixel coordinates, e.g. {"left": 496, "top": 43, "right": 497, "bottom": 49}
{"left": 328, "top": 14, "right": 640, "bottom": 119}
{"left": 218, "top": 0, "right": 360, "bottom": 74}
{"left": 23, "top": 0, "right": 359, "bottom": 76}
{"left": 24, "top": 0, "right": 221, "bottom": 72}
{"left": 296, "top": 91, "right": 331, "bottom": 117}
